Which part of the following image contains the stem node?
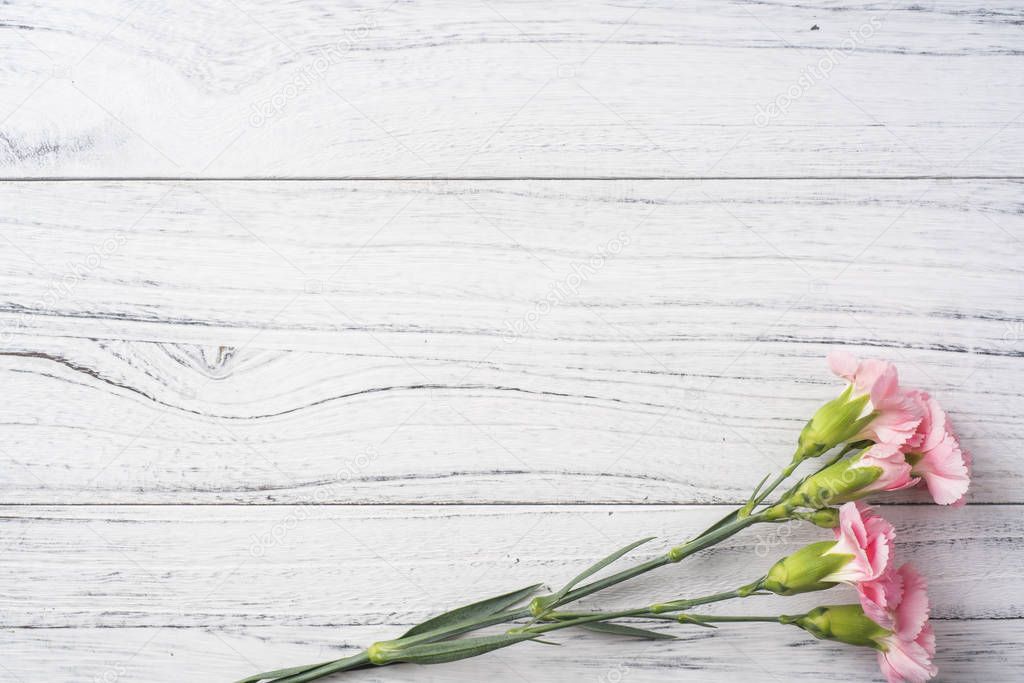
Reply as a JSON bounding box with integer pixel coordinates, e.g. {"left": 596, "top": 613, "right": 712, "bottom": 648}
{"left": 366, "top": 641, "right": 398, "bottom": 665}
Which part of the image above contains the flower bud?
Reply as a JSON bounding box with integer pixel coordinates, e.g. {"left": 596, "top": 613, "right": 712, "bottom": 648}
{"left": 779, "top": 445, "right": 915, "bottom": 511}
{"left": 784, "top": 605, "right": 891, "bottom": 650}
{"left": 795, "top": 387, "right": 874, "bottom": 461}
{"left": 765, "top": 502, "right": 894, "bottom": 600}
{"left": 786, "top": 456, "right": 881, "bottom": 509}
{"left": 762, "top": 541, "right": 852, "bottom": 595}
{"left": 793, "top": 508, "right": 841, "bottom": 528}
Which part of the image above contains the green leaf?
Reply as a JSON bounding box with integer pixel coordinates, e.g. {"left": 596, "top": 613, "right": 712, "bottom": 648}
{"left": 232, "top": 660, "right": 337, "bottom": 683}
{"left": 678, "top": 614, "right": 718, "bottom": 629}
{"left": 386, "top": 633, "right": 538, "bottom": 664}
{"left": 546, "top": 536, "right": 656, "bottom": 611}
{"left": 402, "top": 583, "right": 543, "bottom": 637}
{"left": 531, "top": 638, "right": 563, "bottom": 646}
{"left": 578, "top": 622, "right": 676, "bottom": 640}
{"left": 738, "top": 472, "right": 772, "bottom": 517}
{"left": 698, "top": 509, "right": 739, "bottom": 538}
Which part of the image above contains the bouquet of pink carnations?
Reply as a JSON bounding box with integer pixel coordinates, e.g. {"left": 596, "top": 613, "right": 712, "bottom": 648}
{"left": 239, "top": 351, "right": 970, "bottom": 683}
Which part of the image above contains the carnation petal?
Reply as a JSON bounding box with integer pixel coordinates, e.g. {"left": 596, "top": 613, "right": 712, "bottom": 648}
{"left": 951, "top": 448, "right": 973, "bottom": 508}
{"left": 858, "top": 567, "right": 903, "bottom": 629}
{"left": 830, "top": 502, "right": 895, "bottom": 583}
{"left": 914, "top": 433, "right": 970, "bottom": 506}
{"left": 894, "top": 564, "right": 930, "bottom": 642}
{"left": 828, "top": 350, "right": 861, "bottom": 382}
{"left": 877, "top": 636, "right": 938, "bottom": 683}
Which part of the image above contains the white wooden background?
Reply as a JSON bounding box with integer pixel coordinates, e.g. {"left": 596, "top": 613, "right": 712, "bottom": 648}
{"left": 1, "top": 2, "right": 1022, "bottom": 681}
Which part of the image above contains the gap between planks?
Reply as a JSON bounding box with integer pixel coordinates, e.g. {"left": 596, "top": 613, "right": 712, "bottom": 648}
{"left": 2, "top": 175, "right": 1024, "bottom": 182}
{"left": 2, "top": 502, "right": 1020, "bottom": 506}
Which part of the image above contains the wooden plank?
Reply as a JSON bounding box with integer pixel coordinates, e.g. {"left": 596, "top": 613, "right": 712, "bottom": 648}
{"left": 0, "top": 331, "right": 1019, "bottom": 504}
{"left": 1, "top": 2, "right": 1022, "bottom": 177}
{"left": 2, "top": 5, "right": 1017, "bottom": 683}
{"left": 0, "top": 180, "right": 1019, "bottom": 503}
{"left": 1, "top": 620, "right": 1019, "bottom": 683}
{"left": 1, "top": 180, "right": 1019, "bottom": 345}
{"left": 1, "top": 505, "right": 1019, "bottom": 628}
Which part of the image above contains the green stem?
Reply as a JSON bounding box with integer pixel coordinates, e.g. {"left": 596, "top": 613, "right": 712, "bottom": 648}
{"left": 518, "top": 608, "right": 651, "bottom": 635}
{"left": 267, "top": 582, "right": 757, "bottom": 683}
{"left": 254, "top": 653, "right": 371, "bottom": 683}
{"left": 665, "top": 511, "right": 766, "bottom": 562}
{"left": 688, "top": 615, "right": 785, "bottom": 623}
{"left": 731, "top": 442, "right": 862, "bottom": 525}
{"left": 703, "top": 450, "right": 806, "bottom": 535}
{"left": 522, "top": 584, "right": 758, "bottom": 635}
{"left": 526, "top": 511, "right": 766, "bottom": 622}
{"left": 248, "top": 480, "right": 789, "bottom": 682}
{"left": 269, "top": 587, "right": 753, "bottom": 683}
{"left": 654, "top": 581, "right": 765, "bottom": 612}
{"left": 569, "top": 554, "right": 669, "bottom": 602}
{"left": 528, "top": 583, "right": 766, "bottom": 636}
{"left": 749, "top": 462, "right": 800, "bottom": 509}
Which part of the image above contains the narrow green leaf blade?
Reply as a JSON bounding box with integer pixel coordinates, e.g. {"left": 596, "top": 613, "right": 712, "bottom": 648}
{"left": 232, "top": 659, "right": 337, "bottom": 683}
{"left": 578, "top": 622, "right": 677, "bottom": 640}
{"left": 402, "top": 583, "right": 543, "bottom": 637}
{"left": 388, "top": 633, "right": 537, "bottom": 664}
{"left": 547, "top": 536, "right": 656, "bottom": 608}
{"left": 698, "top": 509, "right": 738, "bottom": 538}
{"left": 678, "top": 614, "right": 719, "bottom": 629}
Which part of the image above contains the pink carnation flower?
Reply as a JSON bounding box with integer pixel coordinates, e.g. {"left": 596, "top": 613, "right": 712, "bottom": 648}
{"left": 869, "top": 564, "right": 938, "bottom": 683}
{"left": 782, "top": 443, "right": 917, "bottom": 510}
{"left": 903, "top": 390, "right": 971, "bottom": 506}
{"left": 852, "top": 443, "right": 919, "bottom": 496}
{"left": 784, "top": 565, "right": 936, "bottom": 682}
{"left": 828, "top": 351, "right": 923, "bottom": 448}
{"left": 824, "top": 502, "right": 895, "bottom": 584}
{"left": 763, "top": 502, "right": 897, "bottom": 597}
{"left": 857, "top": 564, "right": 904, "bottom": 629}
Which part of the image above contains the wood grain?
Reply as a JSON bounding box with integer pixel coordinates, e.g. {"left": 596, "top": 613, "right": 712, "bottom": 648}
{"left": 2, "top": 505, "right": 1019, "bottom": 628}
{"left": 2, "top": 180, "right": 1019, "bottom": 345}
{"left": 0, "top": 180, "right": 1020, "bottom": 504}
{"left": 0, "top": 505, "right": 1019, "bottom": 680}
{"left": 0, "top": 1, "right": 1021, "bottom": 177}
{"left": 2, "top": 621, "right": 1019, "bottom": 683}
{"left": 1, "top": 329, "right": 1020, "bottom": 505}
{"left": 1, "top": 3, "right": 1019, "bottom": 680}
